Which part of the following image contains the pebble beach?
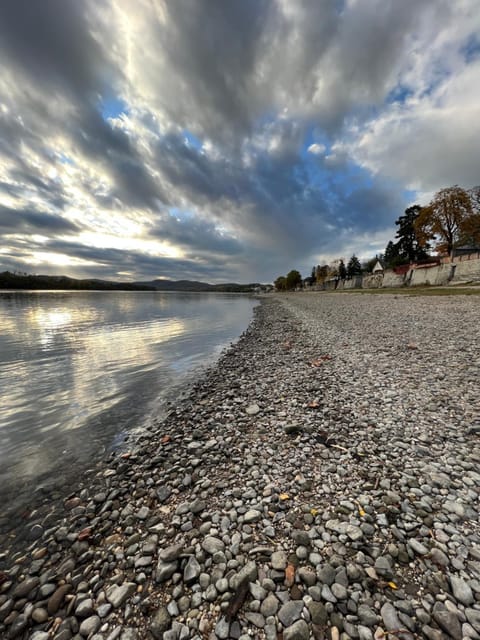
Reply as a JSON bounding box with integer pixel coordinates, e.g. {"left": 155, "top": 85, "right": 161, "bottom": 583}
{"left": 1, "top": 292, "right": 479, "bottom": 640}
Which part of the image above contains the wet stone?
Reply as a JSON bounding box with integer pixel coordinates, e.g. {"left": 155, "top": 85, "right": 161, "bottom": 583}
{"left": 47, "top": 584, "right": 72, "bottom": 615}
{"left": 12, "top": 577, "right": 39, "bottom": 598}
{"left": 7, "top": 614, "right": 28, "bottom": 638}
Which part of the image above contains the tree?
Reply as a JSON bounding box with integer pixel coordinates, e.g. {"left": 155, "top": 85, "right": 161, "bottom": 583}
{"left": 459, "top": 186, "right": 480, "bottom": 247}
{"left": 395, "top": 205, "right": 430, "bottom": 262}
{"left": 274, "top": 276, "right": 287, "bottom": 291}
{"left": 286, "top": 269, "right": 302, "bottom": 290}
{"left": 338, "top": 259, "right": 347, "bottom": 280}
{"left": 384, "top": 241, "right": 401, "bottom": 268}
{"left": 347, "top": 254, "right": 362, "bottom": 278}
{"left": 415, "top": 186, "right": 473, "bottom": 259}
{"left": 315, "top": 264, "right": 329, "bottom": 283}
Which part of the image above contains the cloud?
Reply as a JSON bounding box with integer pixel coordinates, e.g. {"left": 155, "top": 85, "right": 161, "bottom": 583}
{"left": 308, "top": 144, "right": 326, "bottom": 156}
{"left": 0, "top": 0, "right": 479, "bottom": 282}
{"left": 0, "top": 205, "right": 79, "bottom": 234}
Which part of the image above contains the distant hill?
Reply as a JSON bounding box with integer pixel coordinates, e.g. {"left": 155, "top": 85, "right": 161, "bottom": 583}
{"left": 0, "top": 272, "right": 155, "bottom": 291}
{"left": 138, "top": 279, "right": 260, "bottom": 293}
{"left": 0, "top": 271, "right": 260, "bottom": 293}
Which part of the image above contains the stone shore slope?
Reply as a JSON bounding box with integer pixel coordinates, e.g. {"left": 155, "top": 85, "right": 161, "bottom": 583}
{"left": 1, "top": 293, "right": 479, "bottom": 640}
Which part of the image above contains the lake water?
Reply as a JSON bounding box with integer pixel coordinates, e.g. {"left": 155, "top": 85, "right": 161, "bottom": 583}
{"left": 0, "top": 290, "right": 257, "bottom": 511}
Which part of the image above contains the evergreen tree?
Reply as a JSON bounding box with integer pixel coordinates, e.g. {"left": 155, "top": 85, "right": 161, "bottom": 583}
{"left": 384, "top": 240, "right": 401, "bottom": 268}
{"left": 338, "top": 259, "right": 347, "bottom": 280}
{"left": 346, "top": 254, "right": 362, "bottom": 278}
{"left": 395, "top": 205, "right": 430, "bottom": 262}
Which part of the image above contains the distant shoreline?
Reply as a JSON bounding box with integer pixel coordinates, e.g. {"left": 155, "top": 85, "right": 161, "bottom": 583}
{"left": 0, "top": 270, "right": 262, "bottom": 293}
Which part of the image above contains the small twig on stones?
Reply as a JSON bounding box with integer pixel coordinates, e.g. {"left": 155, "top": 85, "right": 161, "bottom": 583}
{"left": 224, "top": 576, "right": 250, "bottom": 622}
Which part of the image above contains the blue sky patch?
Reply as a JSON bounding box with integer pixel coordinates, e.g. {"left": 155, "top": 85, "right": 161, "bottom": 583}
{"left": 100, "top": 96, "right": 128, "bottom": 120}
{"left": 461, "top": 34, "right": 480, "bottom": 64}
{"left": 182, "top": 129, "right": 203, "bottom": 150}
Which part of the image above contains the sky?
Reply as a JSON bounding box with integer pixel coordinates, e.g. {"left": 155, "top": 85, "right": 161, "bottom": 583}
{"left": 0, "top": 0, "right": 479, "bottom": 284}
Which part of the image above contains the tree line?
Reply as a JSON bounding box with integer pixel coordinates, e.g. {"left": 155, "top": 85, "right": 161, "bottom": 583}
{"left": 275, "top": 185, "right": 480, "bottom": 289}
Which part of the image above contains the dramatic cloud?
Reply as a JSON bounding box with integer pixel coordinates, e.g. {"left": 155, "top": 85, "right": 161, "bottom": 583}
{"left": 0, "top": 0, "right": 479, "bottom": 282}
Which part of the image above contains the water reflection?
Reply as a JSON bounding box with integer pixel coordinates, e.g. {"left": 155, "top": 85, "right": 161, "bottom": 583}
{"left": 0, "top": 291, "right": 256, "bottom": 513}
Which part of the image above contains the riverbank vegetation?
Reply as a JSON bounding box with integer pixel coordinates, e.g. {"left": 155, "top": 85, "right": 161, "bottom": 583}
{"left": 275, "top": 185, "right": 480, "bottom": 289}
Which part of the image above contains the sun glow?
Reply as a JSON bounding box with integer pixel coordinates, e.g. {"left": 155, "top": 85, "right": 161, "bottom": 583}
{"left": 31, "top": 252, "right": 100, "bottom": 267}
{"left": 76, "top": 232, "right": 184, "bottom": 258}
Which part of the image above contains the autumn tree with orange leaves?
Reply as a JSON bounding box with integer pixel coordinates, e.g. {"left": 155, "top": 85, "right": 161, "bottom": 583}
{"left": 459, "top": 186, "right": 480, "bottom": 247}
{"left": 414, "top": 186, "right": 475, "bottom": 259}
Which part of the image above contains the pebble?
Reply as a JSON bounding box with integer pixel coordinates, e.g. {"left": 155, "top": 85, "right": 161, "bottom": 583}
{"left": 278, "top": 600, "right": 304, "bottom": 627}
{"left": 2, "top": 295, "right": 480, "bottom": 640}
{"left": 450, "top": 575, "right": 474, "bottom": 606}
{"left": 106, "top": 583, "right": 136, "bottom": 608}
{"left": 283, "top": 619, "right": 310, "bottom": 640}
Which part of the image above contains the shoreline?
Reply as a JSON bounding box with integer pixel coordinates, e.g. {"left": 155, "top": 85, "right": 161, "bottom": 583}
{"left": 1, "top": 293, "right": 479, "bottom": 640}
{"left": 0, "top": 291, "right": 257, "bottom": 541}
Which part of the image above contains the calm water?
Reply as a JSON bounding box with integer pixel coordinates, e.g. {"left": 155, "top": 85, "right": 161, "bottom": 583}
{"left": 0, "top": 290, "right": 256, "bottom": 506}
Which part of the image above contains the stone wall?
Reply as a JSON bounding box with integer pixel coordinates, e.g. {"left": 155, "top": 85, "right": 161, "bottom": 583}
{"left": 410, "top": 264, "right": 453, "bottom": 286}
{"left": 451, "top": 258, "right": 480, "bottom": 283}
{"left": 307, "top": 256, "right": 480, "bottom": 292}
{"left": 382, "top": 270, "right": 406, "bottom": 288}
{"left": 362, "top": 273, "right": 383, "bottom": 289}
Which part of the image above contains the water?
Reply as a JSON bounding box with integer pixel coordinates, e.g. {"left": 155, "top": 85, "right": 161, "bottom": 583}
{"left": 0, "top": 290, "right": 256, "bottom": 510}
